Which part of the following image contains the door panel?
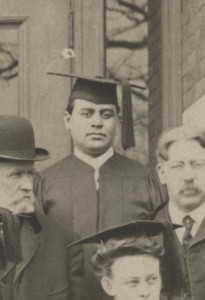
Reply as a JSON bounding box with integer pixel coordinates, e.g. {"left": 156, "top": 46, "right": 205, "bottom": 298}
{"left": 0, "top": 1, "right": 71, "bottom": 170}
{"left": 0, "top": 0, "right": 105, "bottom": 170}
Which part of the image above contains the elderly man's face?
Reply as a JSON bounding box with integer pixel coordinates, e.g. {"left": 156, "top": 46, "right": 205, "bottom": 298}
{"left": 157, "top": 140, "right": 205, "bottom": 213}
{"left": 64, "top": 99, "right": 118, "bottom": 157}
{"left": 101, "top": 255, "right": 161, "bottom": 300}
{"left": 0, "top": 160, "right": 35, "bottom": 214}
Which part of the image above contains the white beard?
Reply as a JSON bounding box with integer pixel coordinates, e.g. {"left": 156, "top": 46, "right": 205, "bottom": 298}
{"left": 0, "top": 190, "right": 35, "bottom": 214}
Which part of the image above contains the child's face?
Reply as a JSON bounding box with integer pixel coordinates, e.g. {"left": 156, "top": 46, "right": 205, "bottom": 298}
{"left": 101, "top": 255, "right": 161, "bottom": 300}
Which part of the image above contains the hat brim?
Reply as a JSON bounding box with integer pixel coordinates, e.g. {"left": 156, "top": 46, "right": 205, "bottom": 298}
{"left": 67, "top": 220, "right": 182, "bottom": 248}
{"left": 0, "top": 148, "right": 49, "bottom": 161}
{"left": 47, "top": 72, "right": 146, "bottom": 90}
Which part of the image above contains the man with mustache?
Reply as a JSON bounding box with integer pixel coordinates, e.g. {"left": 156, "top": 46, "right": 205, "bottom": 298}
{"left": 34, "top": 74, "right": 165, "bottom": 300}
{"left": 150, "top": 125, "right": 205, "bottom": 300}
{"left": 0, "top": 115, "right": 87, "bottom": 300}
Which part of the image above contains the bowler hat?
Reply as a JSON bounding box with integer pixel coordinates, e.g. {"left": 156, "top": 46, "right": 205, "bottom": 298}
{"left": 0, "top": 115, "right": 49, "bottom": 161}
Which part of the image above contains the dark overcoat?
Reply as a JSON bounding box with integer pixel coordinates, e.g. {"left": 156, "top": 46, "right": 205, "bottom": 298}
{"left": 0, "top": 212, "right": 87, "bottom": 300}
{"left": 34, "top": 152, "right": 166, "bottom": 300}
{"left": 152, "top": 201, "right": 205, "bottom": 300}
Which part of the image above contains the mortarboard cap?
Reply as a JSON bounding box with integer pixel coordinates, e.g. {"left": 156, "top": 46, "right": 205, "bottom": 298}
{"left": 47, "top": 72, "right": 146, "bottom": 150}
{"left": 67, "top": 220, "right": 183, "bottom": 297}
{"left": 67, "top": 220, "right": 181, "bottom": 247}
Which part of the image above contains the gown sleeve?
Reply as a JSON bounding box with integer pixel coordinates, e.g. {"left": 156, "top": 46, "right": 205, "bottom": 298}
{"left": 145, "top": 172, "right": 168, "bottom": 211}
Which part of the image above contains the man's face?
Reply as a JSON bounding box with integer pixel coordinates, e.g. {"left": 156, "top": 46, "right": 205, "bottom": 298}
{"left": 0, "top": 160, "right": 35, "bottom": 214}
{"left": 157, "top": 140, "right": 205, "bottom": 213}
{"left": 64, "top": 99, "right": 118, "bottom": 157}
{"left": 102, "top": 255, "right": 161, "bottom": 300}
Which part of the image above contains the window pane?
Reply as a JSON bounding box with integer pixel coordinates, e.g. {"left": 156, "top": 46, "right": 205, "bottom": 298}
{"left": 106, "top": 0, "right": 148, "bottom": 165}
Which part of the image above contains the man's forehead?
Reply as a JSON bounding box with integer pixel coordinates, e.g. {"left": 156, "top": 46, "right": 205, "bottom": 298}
{"left": 167, "top": 139, "right": 205, "bottom": 160}
{"left": 73, "top": 99, "right": 117, "bottom": 110}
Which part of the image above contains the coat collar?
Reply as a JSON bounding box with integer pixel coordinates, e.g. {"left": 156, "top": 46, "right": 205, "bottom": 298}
{"left": 74, "top": 147, "right": 114, "bottom": 170}
{"left": 154, "top": 202, "right": 185, "bottom": 256}
{"left": 154, "top": 201, "right": 205, "bottom": 252}
{"left": 72, "top": 152, "right": 116, "bottom": 174}
{"left": 70, "top": 153, "right": 118, "bottom": 176}
{"left": 0, "top": 219, "right": 41, "bottom": 283}
{"left": 0, "top": 260, "right": 15, "bottom": 282}
{"left": 189, "top": 216, "right": 205, "bottom": 248}
{"left": 14, "top": 220, "right": 41, "bottom": 281}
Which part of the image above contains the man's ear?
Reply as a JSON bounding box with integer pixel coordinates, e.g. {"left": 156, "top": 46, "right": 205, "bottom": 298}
{"left": 63, "top": 111, "right": 71, "bottom": 130}
{"left": 156, "top": 162, "right": 167, "bottom": 185}
{"left": 101, "top": 277, "right": 115, "bottom": 297}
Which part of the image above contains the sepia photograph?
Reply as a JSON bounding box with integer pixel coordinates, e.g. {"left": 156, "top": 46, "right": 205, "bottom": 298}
{"left": 0, "top": 0, "right": 204, "bottom": 299}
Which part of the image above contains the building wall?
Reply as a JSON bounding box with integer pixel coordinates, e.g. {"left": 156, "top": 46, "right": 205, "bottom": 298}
{"left": 148, "top": 0, "right": 205, "bottom": 166}
{"left": 106, "top": 0, "right": 149, "bottom": 165}
{"left": 148, "top": 0, "right": 163, "bottom": 165}
{"left": 182, "top": 0, "right": 205, "bottom": 110}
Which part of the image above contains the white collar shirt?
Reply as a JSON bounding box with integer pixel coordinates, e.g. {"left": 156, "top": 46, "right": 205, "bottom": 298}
{"left": 168, "top": 201, "right": 205, "bottom": 244}
{"left": 74, "top": 147, "right": 114, "bottom": 189}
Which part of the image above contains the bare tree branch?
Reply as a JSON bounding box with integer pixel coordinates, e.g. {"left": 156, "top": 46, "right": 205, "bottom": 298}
{"left": 108, "top": 21, "right": 145, "bottom": 39}
{"left": 0, "top": 44, "right": 16, "bottom": 61}
{"left": 116, "top": 0, "right": 148, "bottom": 19}
{"left": 107, "top": 37, "right": 147, "bottom": 49}
{"left": 0, "top": 43, "right": 18, "bottom": 80}
{"left": 107, "top": 66, "right": 148, "bottom": 102}
{"left": 107, "top": 6, "right": 147, "bottom": 24}
{"left": 132, "top": 89, "right": 148, "bottom": 101}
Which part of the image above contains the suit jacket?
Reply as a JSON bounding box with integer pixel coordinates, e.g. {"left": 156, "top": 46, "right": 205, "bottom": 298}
{"left": 34, "top": 152, "right": 166, "bottom": 300}
{"left": 0, "top": 212, "right": 87, "bottom": 300}
{"left": 151, "top": 201, "right": 205, "bottom": 300}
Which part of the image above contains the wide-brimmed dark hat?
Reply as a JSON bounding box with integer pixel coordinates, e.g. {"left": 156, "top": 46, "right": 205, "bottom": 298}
{"left": 0, "top": 115, "right": 49, "bottom": 161}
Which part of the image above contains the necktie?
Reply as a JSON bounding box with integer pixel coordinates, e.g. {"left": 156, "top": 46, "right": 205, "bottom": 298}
{"left": 182, "top": 215, "right": 194, "bottom": 250}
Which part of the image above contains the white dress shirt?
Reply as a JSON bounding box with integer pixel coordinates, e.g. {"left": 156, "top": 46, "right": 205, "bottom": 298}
{"left": 168, "top": 201, "right": 205, "bottom": 244}
{"left": 74, "top": 147, "right": 114, "bottom": 189}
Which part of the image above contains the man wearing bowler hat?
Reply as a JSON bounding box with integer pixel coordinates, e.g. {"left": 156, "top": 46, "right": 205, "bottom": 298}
{"left": 34, "top": 74, "right": 165, "bottom": 300}
{"left": 0, "top": 115, "right": 87, "bottom": 300}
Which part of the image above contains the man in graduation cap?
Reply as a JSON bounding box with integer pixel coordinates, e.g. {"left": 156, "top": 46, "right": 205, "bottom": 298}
{"left": 68, "top": 220, "right": 182, "bottom": 300}
{"left": 34, "top": 74, "right": 165, "bottom": 299}
{"left": 0, "top": 115, "right": 87, "bottom": 300}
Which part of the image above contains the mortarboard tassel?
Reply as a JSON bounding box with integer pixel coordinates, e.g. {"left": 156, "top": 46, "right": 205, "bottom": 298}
{"left": 0, "top": 208, "right": 21, "bottom": 265}
{"left": 121, "top": 82, "right": 135, "bottom": 150}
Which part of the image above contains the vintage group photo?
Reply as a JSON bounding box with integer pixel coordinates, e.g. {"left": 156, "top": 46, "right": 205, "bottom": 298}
{"left": 0, "top": 0, "right": 204, "bottom": 299}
